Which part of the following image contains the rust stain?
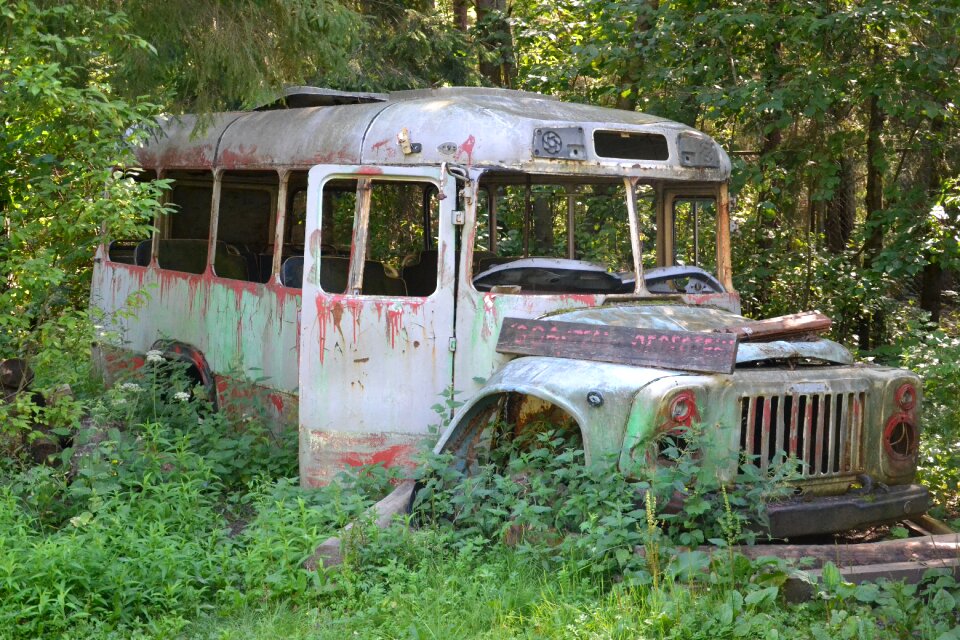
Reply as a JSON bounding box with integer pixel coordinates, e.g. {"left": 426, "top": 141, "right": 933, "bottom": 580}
{"left": 269, "top": 392, "right": 284, "bottom": 413}
{"left": 158, "top": 144, "right": 213, "bottom": 169}
{"left": 316, "top": 295, "right": 328, "bottom": 364}
{"left": 311, "top": 146, "right": 355, "bottom": 165}
{"left": 219, "top": 143, "right": 261, "bottom": 169}
{"left": 789, "top": 393, "right": 800, "bottom": 455}
{"left": 330, "top": 301, "right": 345, "bottom": 340}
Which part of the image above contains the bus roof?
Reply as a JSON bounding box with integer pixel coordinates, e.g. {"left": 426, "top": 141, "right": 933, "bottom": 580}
{"left": 135, "top": 87, "right": 731, "bottom": 182}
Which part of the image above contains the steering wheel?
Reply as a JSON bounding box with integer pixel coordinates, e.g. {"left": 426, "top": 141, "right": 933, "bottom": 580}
{"left": 643, "top": 266, "right": 725, "bottom": 294}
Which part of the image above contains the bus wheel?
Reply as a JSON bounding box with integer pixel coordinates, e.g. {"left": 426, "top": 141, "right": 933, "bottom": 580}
{"left": 148, "top": 341, "right": 219, "bottom": 410}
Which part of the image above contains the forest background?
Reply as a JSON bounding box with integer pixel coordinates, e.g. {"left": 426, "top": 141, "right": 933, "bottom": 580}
{"left": 1, "top": 1, "right": 960, "bottom": 638}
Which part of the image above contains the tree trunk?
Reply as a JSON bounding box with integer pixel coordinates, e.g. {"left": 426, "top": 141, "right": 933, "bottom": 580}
{"left": 614, "top": 1, "right": 659, "bottom": 112}
{"left": 474, "top": 0, "right": 515, "bottom": 87}
{"left": 453, "top": 0, "right": 468, "bottom": 32}
{"left": 532, "top": 196, "right": 553, "bottom": 254}
{"left": 920, "top": 263, "right": 943, "bottom": 322}
{"left": 863, "top": 87, "right": 885, "bottom": 260}
{"left": 919, "top": 116, "right": 946, "bottom": 322}
{"left": 859, "top": 46, "right": 886, "bottom": 350}
{"left": 824, "top": 156, "right": 855, "bottom": 253}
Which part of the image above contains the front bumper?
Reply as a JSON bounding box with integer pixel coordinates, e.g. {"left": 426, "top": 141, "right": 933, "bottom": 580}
{"left": 766, "top": 484, "right": 929, "bottom": 538}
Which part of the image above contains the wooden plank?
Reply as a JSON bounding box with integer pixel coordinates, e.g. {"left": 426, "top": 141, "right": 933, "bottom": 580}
{"left": 496, "top": 318, "right": 739, "bottom": 374}
{"left": 784, "top": 558, "right": 960, "bottom": 603}
{"left": 718, "top": 311, "right": 831, "bottom": 342}
{"left": 304, "top": 480, "right": 416, "bottom": 570}
{"left": 730, "top": 533, "right": 960, "bottom": 568}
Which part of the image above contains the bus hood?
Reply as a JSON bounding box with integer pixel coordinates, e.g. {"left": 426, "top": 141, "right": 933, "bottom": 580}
{"left": 545, "top": 304, "right": 854, "bottom": 366}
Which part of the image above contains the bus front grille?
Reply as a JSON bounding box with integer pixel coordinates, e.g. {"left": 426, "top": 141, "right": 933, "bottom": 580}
{"left": 738, "top": 392, "right": 865, "bottom": 478}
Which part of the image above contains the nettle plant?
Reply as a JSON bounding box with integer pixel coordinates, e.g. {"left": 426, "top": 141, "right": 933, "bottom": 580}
{"left": 46, "top": 354, "right": 295, "bottom": 516}
{"left": 412, "top": 420, "right": 797, "bottom": 585}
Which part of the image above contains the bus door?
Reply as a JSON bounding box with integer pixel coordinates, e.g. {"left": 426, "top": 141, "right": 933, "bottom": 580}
{"left": 299, "top": 165, "right": 457, "bottom": 485}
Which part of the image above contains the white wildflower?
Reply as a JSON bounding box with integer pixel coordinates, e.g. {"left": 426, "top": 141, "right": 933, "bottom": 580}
{"left": 120, "top": 382, "right": 142, "bottom": 393}
{"left": 145, "top": 349, "right": 164, "bottom": 363}
{"left": 174, "top": 391, "right": 191, "bottom": 402}
{"left": 112, "top": 397, "right": 127, "bottom": 406}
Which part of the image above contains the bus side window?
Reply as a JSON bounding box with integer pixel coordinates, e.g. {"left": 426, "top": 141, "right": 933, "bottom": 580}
{"left": 672, "top": 198, "right": 717, "bottom": 271}
{"left": 276, "top": 171, "right": 309, "bottom": 289}
{"left": 315, "top": 178, "right": 437, "bottom": 296}
{"left": 156, "top": 170, "right": 213, "bottom": 274}
{"left": 213, "top": 171, "right": 277, "bottom": 283}
{"left": 106, "top": 170, "right": 157, "bottom": 265}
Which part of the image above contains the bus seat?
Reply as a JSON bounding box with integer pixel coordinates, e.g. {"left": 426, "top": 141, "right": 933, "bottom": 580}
{"left": 280, "top": 256, "right": 304, "bottom": 288}
{"left": 475, "top": 254, "right": 514, "bottom": 273}
{"left": 107, "top": 240, "right": 139, "bottom": 265}
{"left": 285, "top": 257, "right": 407, "bottom": 295}
{"left": 363, "top": 261, "right": 406, "bottom": 296}
{"left": 213, "top": 243, "right": 249, "bottom": 281}
{"left": 319, "top": 256, "right": 350, "bottom": 293}
{"left": 157, "top": 239, "right": 208, "bottom": 274}
{"left": 401, "top": 249, "right": 438, "bottom": 296}
{"left": 134, "top": 239, "right": 153, "bottom": 266}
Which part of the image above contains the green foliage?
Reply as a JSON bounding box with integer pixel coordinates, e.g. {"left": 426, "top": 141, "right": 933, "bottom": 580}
{"left": 0, "top": 354, "right": 389, "bottom": 638}
{"left": 412, "top": 422, "right": 794, "bottom": 586}
{"left": 898, "top": 325, "right": 960, "bottom": 513}
{"left": 513, "top": 0, "right": 960, "bottom": 344}
{"left": 0, "top": 1, "right": 167, "bottom": 368}
{"left": 99, "top": 0, "right": 361, "bottom": 112}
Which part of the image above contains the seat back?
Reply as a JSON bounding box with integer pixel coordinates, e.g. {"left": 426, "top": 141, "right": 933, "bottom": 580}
{"left": 134, "top": 239, "right": 153, "bottom": 266}
{"left": 401, "top": 250, "right": 438, "bottom": 296}
{"left": 280, "top": 256, "right": 304, "bottom": 288}
{"left": 157, "top": 239, "right": 208, "bottom": 274}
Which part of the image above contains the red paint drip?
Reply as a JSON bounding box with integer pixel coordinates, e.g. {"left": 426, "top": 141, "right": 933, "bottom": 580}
{"left": 268, "top": 392, "right": 284, "bottom": 413}
{"left": 560, "top": 293, "right": 600, "bottom": 306}
{"left": 480, "top": 294, "right": 499, "bottom": 339}
{"left": 373, "top": 300, "right": 386, "bottom": 322}
{"left": 344, "top": 297, "right": 363, "bottom": 342}
{"left": 339, "top": 444, "right": 415, "bottom": 469}
{"left": 386, "top": 306, "right": 403, "bottom": 348}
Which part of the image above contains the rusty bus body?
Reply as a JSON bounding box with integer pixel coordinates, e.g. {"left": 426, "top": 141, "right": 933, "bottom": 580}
{"left": 91, "top": 87, "right": 927, "bottom": 537}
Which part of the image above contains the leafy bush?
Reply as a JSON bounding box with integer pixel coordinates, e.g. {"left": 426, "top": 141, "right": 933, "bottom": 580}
{"left": 412, "top": 422, "right": 795, "bottom": 587}
{"left": 898, "top": 325, "right": 960, "bottom": 516}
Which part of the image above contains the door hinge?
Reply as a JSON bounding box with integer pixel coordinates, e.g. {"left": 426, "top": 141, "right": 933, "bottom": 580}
{"left": 448, "top": 337, "right": 457, "bottom": 352}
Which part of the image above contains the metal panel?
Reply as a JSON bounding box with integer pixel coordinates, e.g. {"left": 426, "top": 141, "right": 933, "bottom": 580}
{"left": 135, "top": 88, "right": 731, "bottom": 181}
{"left": 89, "top": 260, "right": 302, "bottom": 395}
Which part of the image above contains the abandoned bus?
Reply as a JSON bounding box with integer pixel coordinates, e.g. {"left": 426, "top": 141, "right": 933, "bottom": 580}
{"left": 91, "top": 87, "right": 927, "bottom": 537}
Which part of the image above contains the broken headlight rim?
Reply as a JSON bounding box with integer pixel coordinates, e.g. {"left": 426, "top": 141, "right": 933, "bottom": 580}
{"left": 883, "top": 413, "right": 918, "bottom": 463}
{"left": 895, "top": 382, "right": 917, "bottom": 411}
